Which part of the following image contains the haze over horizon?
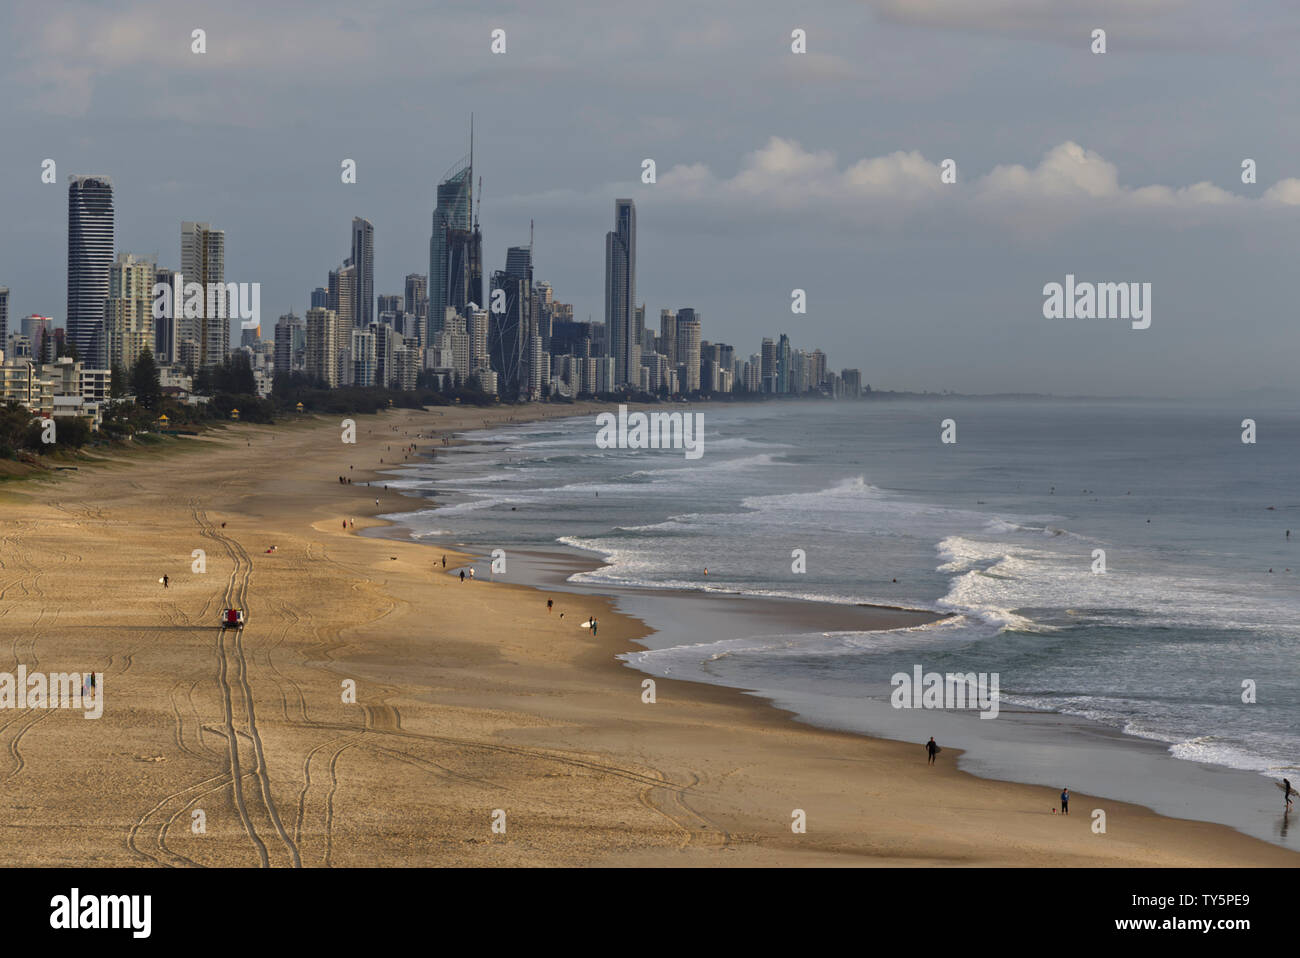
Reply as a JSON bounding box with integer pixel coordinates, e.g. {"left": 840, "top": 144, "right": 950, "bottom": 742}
{"left": 3, "top": 0, "right": 1298, "bottom": 398}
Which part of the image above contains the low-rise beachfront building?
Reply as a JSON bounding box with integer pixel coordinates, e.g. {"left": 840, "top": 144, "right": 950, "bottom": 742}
{"left": 0, "top": 359, "right": 54, "bottom": 415}
{"left": 39, "top": 357, "right": 111, "bottom": 406}
{"left": 52, "top": 394, "right": 103, "bottom": 429}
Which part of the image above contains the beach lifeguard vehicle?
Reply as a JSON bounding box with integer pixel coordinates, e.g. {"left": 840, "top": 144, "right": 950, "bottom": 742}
{"left": 221, "top": 608, "right": 245, "bottom": 629}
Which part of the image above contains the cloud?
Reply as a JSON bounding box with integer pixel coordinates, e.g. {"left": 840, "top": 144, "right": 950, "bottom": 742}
{"left": 494, "top": 136, "right": 1296, "bottom": 248}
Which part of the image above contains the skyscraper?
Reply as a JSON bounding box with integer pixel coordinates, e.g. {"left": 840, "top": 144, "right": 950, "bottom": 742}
{"left": 489, "top": 243, "right": 533, "bottom": 399}
{"left": 0, "top": 286, "right": 8, "bottom": 349}
{"left": 304, "top": 307, "right": 339, "bottom": 387}
{"left": 428, "top": 128, "right": 481, "bottom": 343}
{"left": 180, "top": 221, "right": 226, "bottom": 367}
{"left": 659, "top": 309, "right": 677, "bottom": 365}
{"left": 350, "top": 217, "right": 375, "bottom": 328}
{"left": 274, "top": 311, "right": 303, "bottom": 374}
{"left": 404, "top": 274, "right": 427, "bottom": 344}
{"left": 604, "top": 199, "right": 636, "bottom": 386}
{"left": 761, "top": 337, "right": 778, "bottom": 393}
{"left": 105, "top": 253, "right": 156, "bottom": 371}
{"left": 67, "top": 175, "right": 115, "bottom": 366}
{"left": 676, "top": 308, "right": 701, "bottom": 393}
{"left": 328, "top": 264, "right": 356, "bottom": 327}
{"left": 777, "top": 333, "right": 792, "bottom": 394}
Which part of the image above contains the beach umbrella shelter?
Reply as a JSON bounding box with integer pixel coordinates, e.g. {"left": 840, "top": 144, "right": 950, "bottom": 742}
{"left": 295, "top": 402, "right": 304, "bottom": 413}
{"left": 230, "top": 408, "right": 240, "bottom": 421}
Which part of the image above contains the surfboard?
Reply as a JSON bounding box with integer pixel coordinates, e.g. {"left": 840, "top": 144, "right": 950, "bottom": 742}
{"left": 579, "top": 621, "right": 594, "bottom": 629}
{"left": 1276, "top": 781, "right": 1294, "bottom": 794}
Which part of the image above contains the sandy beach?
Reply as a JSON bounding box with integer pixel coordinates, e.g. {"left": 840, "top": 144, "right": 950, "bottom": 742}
{"left": 0, "top": 404, "right": 1295, "bottom": 867}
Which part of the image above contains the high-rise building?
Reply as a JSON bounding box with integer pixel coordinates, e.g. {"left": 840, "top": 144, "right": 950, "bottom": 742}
{"left": 310, "top": 287, "right": 329, "bottom": 309}
{"left": 676, "top": 308, "right": 701, "bottom": 393}
{"left": 304, "top": 307, "right": 339, "bottom": 387}
{"left": 776, "top": 333, "right": 792, "bottom": 394}
{"left": 488, "top": 258, "right": 530, "bottom": 400}
{"left": 0, "top": 287, "right": 8, "bottom": 347}
{"left": 274, "top": 312, "right": 303, "bottom": 374}
{"left": 23, "top": 316, "right": 54, "bottom": 362}
{"left": 428, "top": 130, "right": 481, "bottom": 343}
{"left": 104, "top": 253, "right": 156, "bottom": 372}
{"left": 760, "top": 338, "right": 778, "bottom": 393}
{"left": 152, "top": 267, "right": 177, "bottom": 364}
{"left": 180, "top": 221, "right": 226, "bottom": 367}
{"left": 810, "top": 349, "right": 827, "bottom": 391}
{"left": 467, "top": 304, "right": 489, "bottom": 373}
{"left": 350, "top": 326, "right": 377, "bottom": 386}
{"left": 404, "top": 274, "right": 428, "bottom": 345}
{"left": 350, "top": 217, "right": 375, "bottom": 328}
{"left": 378, "top": 294, "right": 402, "bottom": 316}
{"left": 604, "top": 199, "right": 636, "bottom": 386}
{"left": 371, "top": 322, "right": 397, "bottom": 388}
{"left": 67, "top": 175, "right": 115, "bottom": 366}
{"left": 328, "top": 263, "right": 356, "bottom": 327}
{"left": 659, "top": 309, "right": 676, "bottom": 365}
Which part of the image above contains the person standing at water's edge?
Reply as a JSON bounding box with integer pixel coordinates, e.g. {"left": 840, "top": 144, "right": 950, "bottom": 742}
{"left": 925, "top": 737, "right": 938, "bottom": 765}
{"left": 1284, "top": 778, "right": 1295, "bottom": 812}
{"left": 1060, "top": 787, "right": 1070, "bottom": 815}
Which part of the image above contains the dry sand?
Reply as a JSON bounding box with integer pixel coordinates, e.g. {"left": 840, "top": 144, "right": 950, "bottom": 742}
{"left": 0, "top": 403, "right": 1294, "bottom": 867}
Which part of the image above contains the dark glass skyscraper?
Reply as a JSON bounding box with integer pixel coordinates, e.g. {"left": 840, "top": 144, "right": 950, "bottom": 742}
{"left": 428, "top": 134, "right": 481, "bottom": 342}
{"left": 489, "top": 244, "right": 532, "bottom": 401}
{"left": 351, "top": 217, "right": 375, "bottom": 328}
{"left": 66, "top": 175, "right": 115, "bottom": 366}
{"left": 604, "top": 199, "right": 636, "bottom": 386}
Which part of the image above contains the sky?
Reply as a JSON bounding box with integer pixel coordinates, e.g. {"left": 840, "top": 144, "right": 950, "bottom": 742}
{"left": 2, "top": 0, "right": 1299, "bottom": 397}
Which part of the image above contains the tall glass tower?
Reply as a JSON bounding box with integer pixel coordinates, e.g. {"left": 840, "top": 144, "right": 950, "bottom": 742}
{"left": 66, "top": 175, "right": 115, "bottom": 366}
{"left": 604, "top": 199, "right": 636, "bottom": 386}
{"left": 429, "top": 156, "right": 475, "bottom": 342}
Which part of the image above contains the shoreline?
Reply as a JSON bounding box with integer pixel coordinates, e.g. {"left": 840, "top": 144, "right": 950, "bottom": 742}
{"left": 365, "top": 411, "right": 1299, "bottom": 862}
{"left": 0, "top": 403, "right": 1294, "bottom": 866}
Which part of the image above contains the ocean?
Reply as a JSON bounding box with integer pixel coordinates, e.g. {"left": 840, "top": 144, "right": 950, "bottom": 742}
{"left": 378, "top": 399, "right": 1300, "bottom": 847}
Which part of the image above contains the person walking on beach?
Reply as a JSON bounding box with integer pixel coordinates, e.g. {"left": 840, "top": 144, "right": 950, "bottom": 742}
{"left": 925, "top": 737, "right": 938, "bottom": 765}
{"left": 1060, "top": 787, "right": 1070, "bottom": 815}
{"left": 162, "top": 574, "right": 168, "bottom": 588}
{"left": 459, "top": 569, "right": 465, "bottom": 582}
{"left": 1284, "top": 778, "right": 1295, "bottom": 812}
{"left": 591, "top": 618, "right": 597, "bottom": 636}
{"left": 469, "top": 567, "right": 475, "bottom": 580}
{"left": 547, "top": 599, "right": 553, "bottom": 613}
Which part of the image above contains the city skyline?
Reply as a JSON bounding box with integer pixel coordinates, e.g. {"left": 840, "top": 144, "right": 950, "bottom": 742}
{"left": 5, "top": 1, "right": 1300, "bottom": 397}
